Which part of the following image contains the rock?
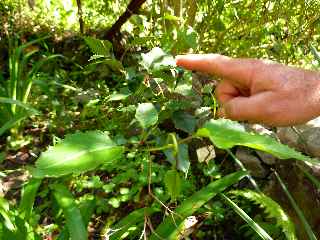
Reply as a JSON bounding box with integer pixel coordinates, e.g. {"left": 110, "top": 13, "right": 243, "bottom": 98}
{"left": 256, "top": 151, "right": 276, "bottom": 165}
{"left": 196, "top": 145, "right": 216, "bottom": 163}
{"left": 299, "top": 128, "right": 320, "bottom": 158}
{"left": 277, "top": 127, "right": 301, "bottom": 149}
{"left": 236, "top": 148, "right": 267, "bottom": 178}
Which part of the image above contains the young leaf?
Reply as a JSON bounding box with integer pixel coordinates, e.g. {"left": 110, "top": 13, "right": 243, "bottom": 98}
{"left": 135, "top": 103, "right": 158, "bottom": 129}
{"left": 197, "top": 119, "right": 320, "bottom": 165}
{"left": 140, "top": 47, "right": 175, "bottom": 72}
{"left": 220, "top": 193, "right": 273, "bottom": 240}
{"left": 19, "top": 178, "right": 42, "bottom": 220}
{"left": 230, "top": 190, "right": 297, "bottom": 240}
{"left": 52, "top": 184, "right": 87, "bottom": 240}
{"left": 164, "top": 170, "right": 181, "bottom": 201}
{"left": 0, "top": 197, "right": 15, "bottom": 231}
{"left": 32, "top": 131, "right": 124, "bottom": 178}
{"left": 150, "top": 171, "right": 247, "bottom": 239}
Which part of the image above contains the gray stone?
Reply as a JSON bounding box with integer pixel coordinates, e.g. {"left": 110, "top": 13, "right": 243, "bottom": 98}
{"left": 256, "top": 150, "right": 276, "bottom": 165}
{"left": 300, "top": 128, "right": 320, "bottom": 158}
{"left": 277, "top": 127, "right": 301, "bottom": 149}
{"left": 236, "top": 148, "right": 267, "bottom": 178}
{"left": 197, "top": 145, "right": 216, "bottom": 163}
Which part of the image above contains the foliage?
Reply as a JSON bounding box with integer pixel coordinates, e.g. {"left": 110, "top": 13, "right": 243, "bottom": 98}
{"left": 230, "top": 190, "right": 297, "bottom": 240}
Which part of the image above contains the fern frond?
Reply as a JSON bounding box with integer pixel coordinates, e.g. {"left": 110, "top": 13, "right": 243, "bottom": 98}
{"left": 84, "top": 37, "right": 113, "bottom": 57}
{"left": 230, "top": 190, "right": 297, "bottom": 240}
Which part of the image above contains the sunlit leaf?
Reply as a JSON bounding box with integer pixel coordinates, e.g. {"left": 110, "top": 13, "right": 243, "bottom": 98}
{"left": 52, "top": 184, "right": 87, "bottom": 240}
{"left": 33, "top": 131, "right": 124, "bottom": 178}
{"left": 197, "top": 119, "right": 320, "bottom": 165}
{"left": 150, "top": 171, "right": 247, "bottom": 239}
{"left": 135, "top": 103, "right": 158, "bottom": 129}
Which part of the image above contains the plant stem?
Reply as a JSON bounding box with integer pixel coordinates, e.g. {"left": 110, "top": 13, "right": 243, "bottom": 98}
{"left": 142, "top": 136, "right": 194, "bottom": 152}
{"left": 274, "top": 171, "right": 317, "bottom": 240}
{"left": 226, "top": 149, "right": 261, "bottom": 192}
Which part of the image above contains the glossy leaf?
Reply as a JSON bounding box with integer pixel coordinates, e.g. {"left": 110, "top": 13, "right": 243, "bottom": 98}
{"left": 135, "top": 103, "right": 158, "bottom": 129}
{"left": 140, "top": 47, "right": 175, "bottom": 71}
{"left": 33, "top": 131, "right": 124, "bottom": 178}
{"left": 150, "top": 171, "right": 247, "bottom": 239}
{"left": 197, "top": 119, "right": 320, "bottom": 165}
{"left": 52, "top": 184, "right": 87, "bottom": 240}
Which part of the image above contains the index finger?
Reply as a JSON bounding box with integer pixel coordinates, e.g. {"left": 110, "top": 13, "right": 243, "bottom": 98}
{"left": 175, "top": 54, "right": 265, "bottom": 86}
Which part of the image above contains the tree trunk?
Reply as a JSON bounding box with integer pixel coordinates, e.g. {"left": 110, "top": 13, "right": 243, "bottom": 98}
{"left": 104, "top": 0, "right": 147, "bottom": 40}
{"left": 76, "top": 0, "right": 84, "bottom": 34}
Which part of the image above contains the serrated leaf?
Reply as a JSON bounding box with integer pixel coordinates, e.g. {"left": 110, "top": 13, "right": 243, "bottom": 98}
{"left": 33, "top": 131, "right": 124, "bottom": 178}
{"left": 164, "top": 170, "right": 181, "bottom": 201}
{"left": 172, "top": 111, "right": 196, "bottom": 133}
{"left": 84, "top": 36, "right": 112, "bottom": 57}
{"left": 197, "top": 119, "right": 320, "bottom": 165}
{"left": 230, "top": 190, "right": 297, "bottom": 240}
{"left": 52, "top": 184, "right": 87, "bottom": 240}
{"left": 150, "top": 171, "right": 247, "bottom": 240}
{"left": 135, "top": 103, "right": 158, "bottom": 129}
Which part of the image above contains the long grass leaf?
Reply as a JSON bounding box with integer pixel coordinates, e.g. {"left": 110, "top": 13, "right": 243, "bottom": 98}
{"left": 52, "top": 184, "right": 87, "bottom": 240}
{"left": 220, "top": 193, "right": 273, "bottom": 240}
{"left": 19, "top": 178, "right": 42, "bottom": 220}
{"left": 150, "top": 171, "right": 247, "bottom": 240}
{"left": 274, "top": 171, "right": 317, "bottom": 240}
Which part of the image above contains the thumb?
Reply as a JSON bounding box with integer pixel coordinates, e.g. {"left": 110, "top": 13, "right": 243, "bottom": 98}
{"left": 222, "top": 93, "right": 274, "bottom": 123}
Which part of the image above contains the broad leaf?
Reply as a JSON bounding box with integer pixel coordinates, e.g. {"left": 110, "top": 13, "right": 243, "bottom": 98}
{"left": 172, "top": 111, "right": 196, "bottom": 134}
{"left": 141, "top": 47, "right": 175, "bottom": 72}
{"left": 197, "top": 119, "right": 320, "bottom": 165}
{"left": 164, "top": 170, "right": 181, "bottom": 201}
{"left": 33, "top": 131, "right": 124, "bottom": 178}
{"left": 135, "top": 103, "right": 158, "bottom": 129}
{"left": 150, "top": 171, "right": 247, "bottom": 239}
{"left": 52, "top": 184, "right": 87, "bottom": 240}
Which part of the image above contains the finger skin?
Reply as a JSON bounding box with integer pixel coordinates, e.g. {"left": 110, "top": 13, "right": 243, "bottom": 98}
{"left": 176, "top": 54, "right": 320, "bottom": 126}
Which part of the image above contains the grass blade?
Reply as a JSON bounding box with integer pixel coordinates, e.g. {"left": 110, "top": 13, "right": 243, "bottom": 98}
{"left": 52, "top": 184, "right": 87, "bottom": 240}
{"left": 150, "top": 171, "right": 247, "bottom": 239}
{"left": 220, "top": 193, "right": 273, "bottom": 240}
{"left": 19, "top": 178, "right": 42, "bottom": 220}
{"left": 274, "top": 171, "right": 317, "bottom": 240}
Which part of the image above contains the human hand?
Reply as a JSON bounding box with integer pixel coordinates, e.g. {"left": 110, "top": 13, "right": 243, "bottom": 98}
{"left": 176, "top": 54, "right": 320, "bottom": 126}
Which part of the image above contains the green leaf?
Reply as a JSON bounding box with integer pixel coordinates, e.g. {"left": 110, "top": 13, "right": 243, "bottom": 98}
{"left": 164, "top": 170, "right": 181, "bottom": 201}
{"left": 108, "top": 208, "right": 157, "bottom": 240}
{"left": 84, "top": 36, "right": 112, "bottom": 57}
{"left": 140, "top": 47, "right": 175, "bottom": 72}
{"left": 172, "top": 111, "right": 196, "bottom": 134}
{"left": 108, "top": 93, "right": 131, "bottom": 102}
{"left": 164, "top": 143, "right": 190, "bottom": 175}
{"left": 230, "top": 190, "right": 297, "bottom": 240}
{"left": 52, "top": 184, "right": 87, "bottom": 240}
{"left": 197, "top": 119, "right": 320, "bottom": 165}
{"left": 19, "top": 178, "right": 42, "bottom": 220}
{"left": 220, "top": 193, "right": 273, "bottom": 240}
{"left": 0, "top": 97, "right": 39, "bottom": 115}
{"left": 135, "top": 103, "right": 158, "bottom": 129}
{"left": 150, "top": 171, "right": 247, "bottom": 239}
{"left": 0, "top": 197, "right": 15, "bottom": 231}
{"left": 33, "top": 131, "right": 124, "bottom": 178}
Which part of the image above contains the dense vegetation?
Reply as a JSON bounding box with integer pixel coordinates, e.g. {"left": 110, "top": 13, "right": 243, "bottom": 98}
{"left": 0, "top": 0, "right": 320, "bottom": 239}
